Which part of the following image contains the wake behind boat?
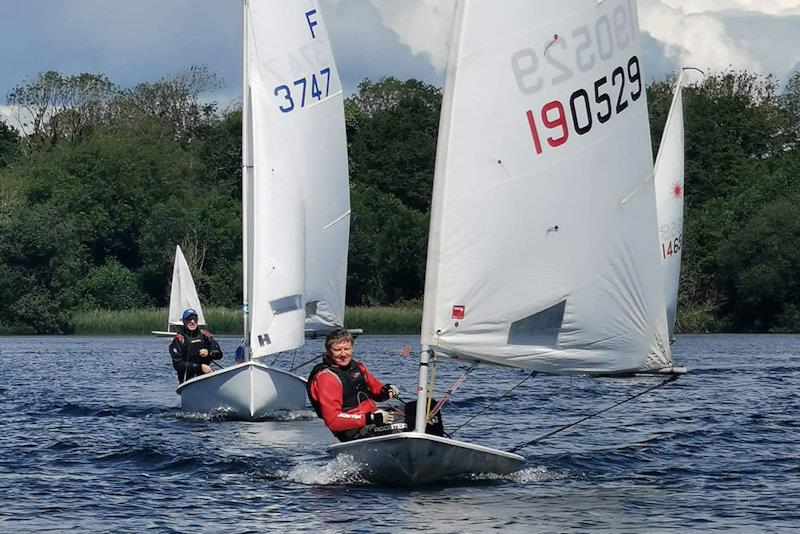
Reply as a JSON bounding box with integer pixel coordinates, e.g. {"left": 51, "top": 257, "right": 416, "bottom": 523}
{"left": 330, "top": 0, "right": 683, "bottom": 485}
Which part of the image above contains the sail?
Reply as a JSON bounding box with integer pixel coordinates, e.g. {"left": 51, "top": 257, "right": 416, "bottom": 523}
{"left": 244, "top": 1, "right": 347, "bottom": 357}
{"left": 300, "top": 4, "right": 350, "bottom": 335}
{"left": 654, "top": 76, "right": 685, "bottom": 340}
{"left": 168, "top": 245, "right": 206, "bottom": 326}
{"left": 421, "top": 0, "right": 671, "bottom": 374}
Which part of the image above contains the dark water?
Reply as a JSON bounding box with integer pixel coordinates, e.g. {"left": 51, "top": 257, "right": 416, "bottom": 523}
{"left": 1, "top": 334, "right": 798, "bottom": 533}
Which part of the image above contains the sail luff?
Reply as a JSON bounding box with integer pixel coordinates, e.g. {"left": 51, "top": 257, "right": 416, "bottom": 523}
{"left": 421, "top": 0, "right": 468, "bottom": 350}
{"left": 242, "top": 0, "right": 254, "bottom": 358}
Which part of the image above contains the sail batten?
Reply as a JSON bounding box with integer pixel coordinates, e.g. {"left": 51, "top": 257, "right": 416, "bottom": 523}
{"left": 421, "top": 0, "right": 671, "bottom": 375}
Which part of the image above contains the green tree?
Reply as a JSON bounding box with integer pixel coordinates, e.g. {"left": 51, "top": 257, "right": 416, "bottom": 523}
{"left": 347, "top": 182, "right": 428, "bottom": 305}
{"left": 0, "top": 120, "right": 19, "bottom": 167}
{"left": 108, "top": 65, "right": 222, "bottom": 141}
{"left": 346, "top": 77, "right": 441, "bottom": 212}
{"left": 7, "top": 71, "right": 116, "bottom": 148}
{"left": 78, "top": 260, "right": 148, "bottom": 310}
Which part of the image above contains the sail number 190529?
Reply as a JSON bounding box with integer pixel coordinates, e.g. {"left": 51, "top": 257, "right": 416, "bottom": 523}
{"left": 525, "top": 55, "right": 642, "bottom": 155}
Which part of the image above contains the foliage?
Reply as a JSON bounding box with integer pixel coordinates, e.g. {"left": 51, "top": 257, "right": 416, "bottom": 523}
{"left": 77, "top": 260, "right": 148, "bottom": 310}
{"left": 71, "top": 306, "right": 243, "bottom": 335}
{"left": 347, "top": 182, "right": 428, "bottom": 306}
{"left": 346, "top": 77, "right": 441, "bottom": 212}
{"left": 7, "top": 71, "right": 116, "bottom": 148}
{"left": 1, "top": 66, "right": 799, "bottom": 333}
{"left": 0, "top": 120, "right": 20, "bottom": 167}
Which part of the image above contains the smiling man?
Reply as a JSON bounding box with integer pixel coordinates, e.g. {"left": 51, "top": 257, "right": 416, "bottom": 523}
{"left": 307, "top": 328, "right": 401, "bottom": 442}
{"left": 169, "top": 308, "right": 223, "bottom": 383}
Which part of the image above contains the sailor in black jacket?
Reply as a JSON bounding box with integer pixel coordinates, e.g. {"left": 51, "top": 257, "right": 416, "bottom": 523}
{"left": 169, "top": 308, "right": 223, "bottom": 383}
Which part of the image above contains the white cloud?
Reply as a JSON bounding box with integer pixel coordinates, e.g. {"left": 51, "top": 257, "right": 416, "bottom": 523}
{"left": 367, "top": 0, "right": 456, "bottom": 73}
{"left": 639, "top": 0, "right": 763, "bottom": 73}
{"left": 661, "top": 0, "right": 800, "bottom": 15}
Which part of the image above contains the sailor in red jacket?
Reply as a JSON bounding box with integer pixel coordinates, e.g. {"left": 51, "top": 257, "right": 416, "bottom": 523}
{"left": 308, "top": 328, "right": 400, "bottom": 442}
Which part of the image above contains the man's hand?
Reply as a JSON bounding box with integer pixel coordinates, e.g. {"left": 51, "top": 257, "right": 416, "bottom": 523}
{"left": 366, "top": 409, "right": 394, "bottom": 426}
{"left": 199, "top": 348, "right": 209, "bottom": 357}
{"left": 200, "top": 363, "right": 213, "bottom": 374}
{"left": 383, "top": 384, "right": 400, "bottom": 399}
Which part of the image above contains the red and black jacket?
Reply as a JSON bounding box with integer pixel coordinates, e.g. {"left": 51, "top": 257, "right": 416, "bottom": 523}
{"left": 307, "top": 356, "right": 389, "bottom": 441}
{"left": 169, "top": 326, "right": 223, "bottom": 383}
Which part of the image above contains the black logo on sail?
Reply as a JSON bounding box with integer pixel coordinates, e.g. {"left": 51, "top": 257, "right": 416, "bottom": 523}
{"left": 258, "top": 333, "right": 271, "bottom": 346}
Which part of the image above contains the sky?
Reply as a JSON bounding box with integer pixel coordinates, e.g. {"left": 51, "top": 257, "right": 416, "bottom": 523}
{"left": 1, "top": 0, "right": 800, "bottom": 124}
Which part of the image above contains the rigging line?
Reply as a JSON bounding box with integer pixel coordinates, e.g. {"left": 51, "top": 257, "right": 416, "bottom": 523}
{"left": 428, "top": 361, "right": 478, "bottom": 419}
{"left": 290, "top": 354, "right": 321, "bottom": 372}
{"left": 509, "top": 374, "right": 680, "bottom": 454}
{"left": 426, "top": 352, "right": 438, "bottom": 419}
{"left": 449, "top": 370, "right": 539, "bottom": 438}
{"left": 270, "top": 348, "right": 297, "bottom": 368}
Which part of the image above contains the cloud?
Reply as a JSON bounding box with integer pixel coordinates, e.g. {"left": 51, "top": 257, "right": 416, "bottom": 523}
{"left": 639, "top": 1, "right": 763, "bottom": 73}
{"left": 367, "top": 0, "right": 456, "bottom": 73}
{"left": 661, "top": 0, "right": 800, "bottom": 16}
{"left": 2, "top": 0, "right": 798, "bottom": 109}
{"left": 320, "top": 0, "right": 442, "bottom": 93}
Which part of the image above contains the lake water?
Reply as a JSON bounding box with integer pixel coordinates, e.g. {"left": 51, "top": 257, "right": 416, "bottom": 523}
{"left": 1, "top": 334, "right": 798, "bottom": 532}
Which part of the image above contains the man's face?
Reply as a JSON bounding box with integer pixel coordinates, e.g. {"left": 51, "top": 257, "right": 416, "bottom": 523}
{"left": 329, "top": 339, "right": 353, "bottom": 368}
{"left": 184, "top": 316, "right": 198, "bottom": 331}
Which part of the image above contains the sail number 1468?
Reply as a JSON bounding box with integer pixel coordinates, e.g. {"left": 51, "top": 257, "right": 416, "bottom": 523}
{"left": 661, "top": 233, "right": 682, "bottom": 259}
{"left": 525, "top": 55, "right": 641, "bottom": 155}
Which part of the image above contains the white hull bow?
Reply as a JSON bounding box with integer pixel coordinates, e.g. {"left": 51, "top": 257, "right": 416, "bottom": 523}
{"left": 176, "top": 360, "right": 307, "bottom": 420}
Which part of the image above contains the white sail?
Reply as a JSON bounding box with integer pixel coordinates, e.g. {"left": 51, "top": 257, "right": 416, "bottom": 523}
{"left": 654, "top": 76, "right": 685, "bottom": 340}
{"left": 244, "top": 0, "right": 348, "bottom": 357}
{"left": 421, "top": 0, "right": 671, "bottom": 374}
{"left": 300, "top": 5, "right": 350, "bottom": 335}
{"left": 168, "top": 245, "right": 206, "bottom": 326}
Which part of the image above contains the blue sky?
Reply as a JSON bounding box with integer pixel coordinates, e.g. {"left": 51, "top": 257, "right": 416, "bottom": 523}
{"left": 1, "top": 0, "right": 799, "bottom": 121}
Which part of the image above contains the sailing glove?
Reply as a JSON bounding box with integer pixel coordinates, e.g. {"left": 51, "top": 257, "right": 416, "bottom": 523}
{"left": 383, "top": 384, "right": 400, "bottom": 399}
{"left": 366, "top": 409, "right": 394, "bottom": 426}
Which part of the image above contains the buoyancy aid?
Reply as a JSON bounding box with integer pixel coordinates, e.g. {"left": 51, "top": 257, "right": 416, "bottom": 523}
{"left": 307, "top": 356, "right": 372, "bottom": 417}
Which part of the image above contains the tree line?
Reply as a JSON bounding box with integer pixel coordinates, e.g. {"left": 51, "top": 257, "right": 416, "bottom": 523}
{"left": 0, "top": 68, "right": 798, "bottom": 334}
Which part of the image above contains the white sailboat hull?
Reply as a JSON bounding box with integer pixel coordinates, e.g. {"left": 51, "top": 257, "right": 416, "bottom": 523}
{"left": 151, "top": 330, "right": 176, "bottom": 337}
{"left": 176, "top": 360, "right": 307, "bottom": 420}
{"left": 328, "top": 432, "right": 524, "bottom": 486}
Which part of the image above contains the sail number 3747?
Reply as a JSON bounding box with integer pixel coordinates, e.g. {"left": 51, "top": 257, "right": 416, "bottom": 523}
{"left": 525, "top": 55, "right": 642, "bottom": 155}
{"left": 274, "top": 67, "right": 332, "bottom": 113}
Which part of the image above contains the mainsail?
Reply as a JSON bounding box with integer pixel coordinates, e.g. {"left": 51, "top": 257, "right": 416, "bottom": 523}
{"left": 421, "top": 0, "right": 672, "bottom": 374}
{"left": 654, "top": 75, "right": 685, "bottom": 340}
{"left": 168, "top": 245, "right": 206, "bottom": 327}
{"left": 243, "top": 0, "right": 349, "bottom": 357}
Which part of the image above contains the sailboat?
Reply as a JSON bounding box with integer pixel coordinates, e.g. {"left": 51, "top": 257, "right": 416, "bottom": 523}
{"left": 177, "top": 0, "right": 351, "bottom": 419}
{"left": 330, "top": 0, "right": 681, "bottom": 485}
{"left": 152, "top": 245, "right": 206, "bottom": 337}
{"left": 654, "top": 73, "right": 685, "bottom": 340}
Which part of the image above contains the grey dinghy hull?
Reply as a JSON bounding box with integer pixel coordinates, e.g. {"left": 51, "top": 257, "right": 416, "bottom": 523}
{"left": 328, "top": 432, "right": 524, "bottom": 486}
{"left": 176, "top": 360, "right": 307, "bottom": 420}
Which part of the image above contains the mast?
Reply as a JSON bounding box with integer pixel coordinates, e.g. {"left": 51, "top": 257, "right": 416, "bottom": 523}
{"left": 416, "top": 0, "right": 466, "bottom": 431}
{"left": 241, "top": 0, "right": 253, "bottom": 359}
